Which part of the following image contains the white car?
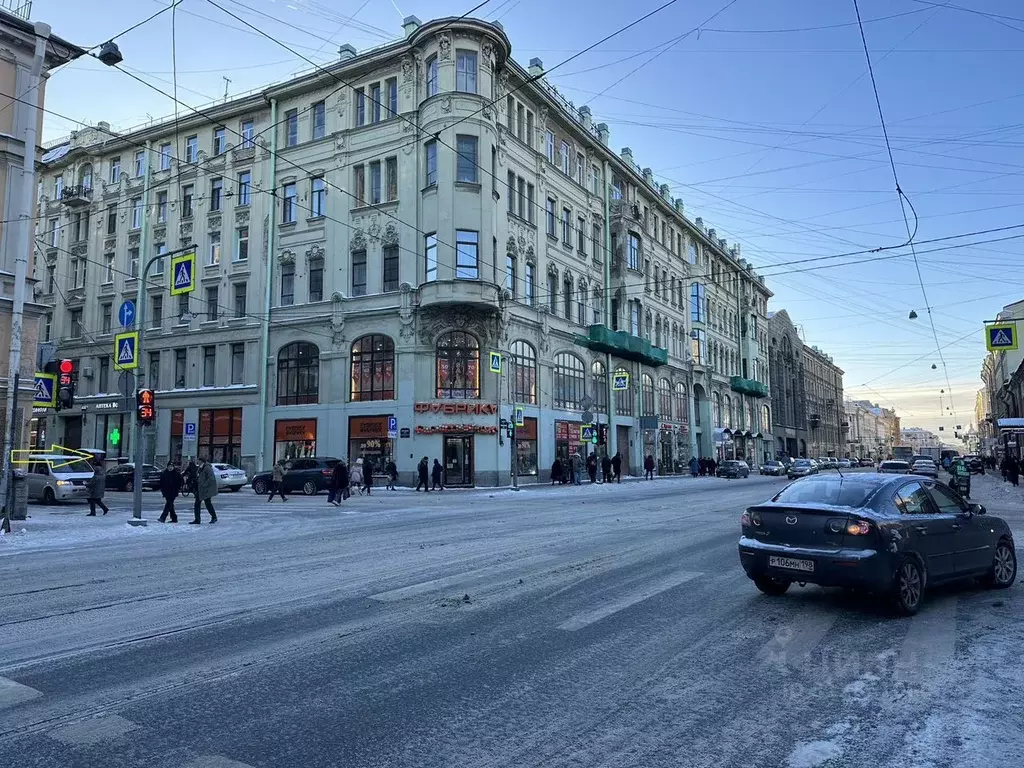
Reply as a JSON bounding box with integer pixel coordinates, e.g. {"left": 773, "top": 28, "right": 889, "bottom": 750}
{"left": 212, "top": 463, "right": 248, "bottom": 492}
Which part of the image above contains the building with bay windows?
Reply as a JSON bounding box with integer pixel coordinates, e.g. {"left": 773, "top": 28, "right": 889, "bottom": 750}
{"left": 38, "top": 14, "right": 772, "bottom": 484}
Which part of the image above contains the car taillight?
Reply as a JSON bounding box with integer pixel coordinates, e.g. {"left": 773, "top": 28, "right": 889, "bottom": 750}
{"left": 741, "top": 509, "right": 761, "bottom": 527}
{"left": 741, "top": 511, "right": 751, "bottom": 526}
{"left": 322, "top": 468, "right": 333, "bottom": 476}
{"left": 846, "top": 520, "right": 872, "bottom": 536}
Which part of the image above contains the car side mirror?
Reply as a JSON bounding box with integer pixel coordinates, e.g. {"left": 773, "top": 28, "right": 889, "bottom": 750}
{"left": 969, "top": 503, "right": 986, "bottom": 516}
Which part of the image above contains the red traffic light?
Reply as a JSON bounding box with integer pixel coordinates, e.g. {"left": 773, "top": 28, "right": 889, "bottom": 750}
{"left": 136, "top": 388, "right": 156, "bottom": 423}
{"left": 59, "top": 359, "right": 74, "bottom": 374}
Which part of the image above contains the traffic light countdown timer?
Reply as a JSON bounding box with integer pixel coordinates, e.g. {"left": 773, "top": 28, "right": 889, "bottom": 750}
{"left": 57, "top": 359, "right": 75, "bottom": 410}
{"left": 136, "top": 388, "right": 155, "bottom": 424}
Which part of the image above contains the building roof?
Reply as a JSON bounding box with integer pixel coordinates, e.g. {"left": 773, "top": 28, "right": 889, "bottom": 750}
{"left": 0, "top": 8, "right": 87, "bottom": 67}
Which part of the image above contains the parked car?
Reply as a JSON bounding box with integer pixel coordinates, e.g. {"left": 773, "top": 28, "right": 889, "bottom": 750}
{"left": 211, "top": 463, "right": 248, "bottom": 492}
{"left": 787, "top": 459, "right": 818, "bottom": 479}
{"left": 24, "top": 455, "right": 93, "bottom": 504}
{"left": 105, "top": 463, "right": 161, "bottom": 492}
{"left": 738, "top": 473, "right": 1016, "bottom": 615}
{"left": 911, "top": 459, "right": 938, "bottom": 479}
{"left": 759, "top": 460, "right": 786, "bottom": 476}
{"left": 879, "top": 460, "right": 911, "bottom": 474}
{"left": 860, "top": 458, "right": 875, "bottom": 467}
{"left": 837, "top": 458, "right": 852, "bottom": 469}
{"left": 250, "top": 457, "right": 340, "bottom": 496}
{"left": 717, "top": 460, "right": 750, "bottom": 479}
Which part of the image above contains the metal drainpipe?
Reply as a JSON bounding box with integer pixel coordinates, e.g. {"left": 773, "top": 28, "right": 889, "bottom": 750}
{"left": 602, "top": 160, "right": 614, "bottom": 459}
{"left": 256, "top": 98, "right": 278, "bottom": 472}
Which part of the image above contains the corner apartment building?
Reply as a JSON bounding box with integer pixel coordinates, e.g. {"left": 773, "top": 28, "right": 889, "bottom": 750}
{"left": 39, "top": 15, "right": 772, "bottom": 484}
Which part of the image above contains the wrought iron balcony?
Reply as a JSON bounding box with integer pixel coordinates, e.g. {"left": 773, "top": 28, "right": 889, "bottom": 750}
{"left": 60, "top": 185, "right": 93, "bottom": 207}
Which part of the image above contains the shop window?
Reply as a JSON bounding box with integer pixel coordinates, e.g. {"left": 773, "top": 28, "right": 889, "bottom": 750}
{"left": 554, "top": 420, "right": 582, "bottom": 463}
{"left": 675, "top": 382, "right": 689, "bottom": 423}
{"left": 274, "top": 419, "right": 317, "bottom": 463}
{"left": 348, "top": 416, "right": 395, "bottom": 472}
{"left": 350, "top": 334, "right": 395, "bottom": 401}
{"left": 435, "top": 331, "right": 480, "bottom": 399}
{"left": 170, "top": 410, "right": 184, "bottom": 464}
{"left": 516, "top": 416, "right": 538, "bottom": 476}
{"left": 659, "top": 378, "right": 673, "bottom": 419}
{"left": 277, "top": 341, "right": 320, "bottom": 405}
{"left": 553, "top": 353, "right": 585, "bottom": 410}
{"left": 641, "top": 373, "right": 655, "bottom": 416}
{"left": 198, "top": 408, "right": 242, "bottom": 467}
{"left": 510, "top": 340, "right": 537, "bottom": 405}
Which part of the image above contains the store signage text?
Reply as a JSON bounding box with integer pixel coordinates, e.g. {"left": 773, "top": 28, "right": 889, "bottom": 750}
{"left": 415, "top": 424, "right": 498, "bottom": 435}
{"left": 414, "top": 402, "right": 498, "bottom": 416}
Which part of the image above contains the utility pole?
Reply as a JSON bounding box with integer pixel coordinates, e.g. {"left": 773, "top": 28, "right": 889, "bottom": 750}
{"left": 602, "top": 159, "right": 615, "bottom": 460}
{"left": 1, "top": 23, "right": 50, "bottom": 534}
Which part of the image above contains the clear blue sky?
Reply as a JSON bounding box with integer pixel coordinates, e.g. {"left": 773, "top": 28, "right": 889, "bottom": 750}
{"left": 33, "top": 0, "right": 1024, "bottom": 437}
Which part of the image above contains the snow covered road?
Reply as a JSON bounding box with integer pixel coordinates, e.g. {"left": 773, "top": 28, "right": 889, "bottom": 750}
{"left": 0, "top": 473, "right": 1022, "bottom": 767}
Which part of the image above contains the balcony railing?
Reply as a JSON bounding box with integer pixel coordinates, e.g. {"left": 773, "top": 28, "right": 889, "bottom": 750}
{"left": 60, "top": 185, "right": 93, "bottom": 206}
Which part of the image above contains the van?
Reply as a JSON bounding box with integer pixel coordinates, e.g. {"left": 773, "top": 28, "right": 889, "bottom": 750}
{"left": 25, "top": 455, "right": 95, "bottom": 504}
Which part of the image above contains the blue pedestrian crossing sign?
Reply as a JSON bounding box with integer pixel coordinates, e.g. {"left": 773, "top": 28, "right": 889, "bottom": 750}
{"left": 33, "top": 372, "right": 57, "bottom": 408}
{"left": 114, "top": 330, "right": 140, "bottom": 371}
{"left": 986, "top": 322, "right": 1017, "bottom": 352}
{"left": 580, "top": 424, "right": 596, "bottom": 443}
{"left": 514, "top": 406, "right": 525, "bottom": 427}
{"left": 170, "top": 250, "right": 196, "bottom": 296}
{"left": 612, "top": 372, "right": 630, "bottom": 391}
{"left": 489, "top": 351, "right": 502, "bottom": 374}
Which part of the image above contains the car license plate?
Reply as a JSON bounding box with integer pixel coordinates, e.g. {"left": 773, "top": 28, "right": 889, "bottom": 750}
{"left": 769, "top": 556, "right": 814, "bottom": 573}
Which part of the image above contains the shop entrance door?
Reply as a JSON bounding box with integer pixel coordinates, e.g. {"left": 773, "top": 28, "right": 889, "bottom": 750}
{"left": 660, "top": 435, "right": 673, "bottom": 474}
{"left": 443, "top": 435, "right": 474, "bottom": 486}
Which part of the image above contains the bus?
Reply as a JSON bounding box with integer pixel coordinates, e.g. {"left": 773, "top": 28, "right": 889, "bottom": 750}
{"left": 893, "top": 446, "right": 914, "bottom": 462}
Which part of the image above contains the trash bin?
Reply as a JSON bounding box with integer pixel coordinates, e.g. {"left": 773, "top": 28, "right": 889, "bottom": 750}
{"left": 10, "top": 469, "right": 28, "bottom": 520}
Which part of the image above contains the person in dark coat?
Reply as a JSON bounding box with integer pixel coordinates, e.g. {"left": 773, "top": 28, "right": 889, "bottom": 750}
{"left": 708, "top": 457, "right": 718, "bottom": 477}
{"left": 363, "top": 457, "right": 375, "bottom": 496}
{"left": 184, "top": 457, "right": 198, "bottom": 495}
{"left": 158, "top": 462, "right": 182, "bottom": 523}
{"left": 644, "top": 454, "right": 655, "bottom": 480}
{"left": 689, "top": 455, "right": 699, "bottom": 477}
{"left": 431, "top": 458, "right": 444, "bottom": 491}
{"left": 601, "top": 454, "right": 612, "bottom": 483}
{"left": 587, "top": 452, "right": 598, "bottom": 483}
{"left": 329, "top": 461, "right": 347, "bottom": 506}
{"left": 191, "top": 457, "right": 218, "bottom": 524}
{"left": 85, "top": 460, "right": 109, "bottom": 516}
{"left": 416, "top": 457, "right": 429, "bottom": 491}
{"left": 385, "top": 459, "right": 398, "bottom": 490}
{"left": 550, "top": 458, "right": 563, "bottom": 485}
{"left": 1009, "top": 457, "right": 1021, "bottom": 488}
{"left": 611, "top": 453, "right": 622, "bottom": 483}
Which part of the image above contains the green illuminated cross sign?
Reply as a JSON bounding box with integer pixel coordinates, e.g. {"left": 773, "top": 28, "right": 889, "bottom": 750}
{"left": 109, "top": 428, "right": 121, "bottom": 446}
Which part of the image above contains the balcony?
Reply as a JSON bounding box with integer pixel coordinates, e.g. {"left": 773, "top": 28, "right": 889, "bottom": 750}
{"left": 575, "top": 324, "right": 668, "bottom": 367}
{"left": 730, "top": 376, "right": 770, "bottom": 398}
{"left": 60, "top": 185, "right": 93, "bottom": 207}
{"left": 417, "top": 279, "right": 501, "bottom": 311}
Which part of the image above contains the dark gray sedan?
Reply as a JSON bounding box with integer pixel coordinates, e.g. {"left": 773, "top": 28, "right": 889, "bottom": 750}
{"left": 717, "top": 460, "right": 750, "bottom": 479}
{"left": 738, "top": 473, "right": 1016, "bottom": 615}
{"left": 787, "top": 458, "right": 818, "bottom": 479}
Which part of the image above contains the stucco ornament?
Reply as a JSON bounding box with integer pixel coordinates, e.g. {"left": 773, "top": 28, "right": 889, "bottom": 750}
{"left": 305, "top": 244, "right": 325, "bottom": 261}
{"left": 438, "top": 33, "right": 451, "bottom": 59}
{"left": 399, "top": 283, "right": 416, "bottom": 340}
{"left": 382, "top": 223, "right": 399, "bottom": 246}
{"left": 417, "top": 306, "right": 495, "bottom": 346}
{"left": 350, "top": 229, "right": 367, "bottom": 251}
{"left": 402, "top": 55, "right": 415, "bottom": 82}
{"left": 278, "top": 250, "right": 296, "bottom": 265}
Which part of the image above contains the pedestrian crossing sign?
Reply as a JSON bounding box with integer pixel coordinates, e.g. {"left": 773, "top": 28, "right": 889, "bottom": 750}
{"left": 580, "top": 424, "right": 596, "bottom": 442}
{"left": 33, "top": 372, "right": 57, "bottom": 408}
{"left": 114, "top": 330, "right": 140, "bottom": 371}
{"left": 986, "top": 322, "right": 1017, "bottom": 352}
{"left": 514, "top": 406, "right": 525, "bottom": 427}
{"left": 170, "top": 250, "right": 196, "bottom": 296}
{"left": 613, "top": 372, "right": 630, "bottom": 391}
{"left": 489, "top": 351, "right": 502, "bottom": 374}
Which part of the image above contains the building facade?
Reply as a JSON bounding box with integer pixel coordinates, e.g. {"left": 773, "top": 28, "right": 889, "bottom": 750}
{"left": 38, "top": 15, "right": 772, "bottom": 485}
{"left": 900, "top": 427, "right": 940, "bottom": 454}
{"left": 766, "top": 309, "right": 845, "bottom": 458}
{"left": 845, "top": 399, "right": 900, "bottom": 459}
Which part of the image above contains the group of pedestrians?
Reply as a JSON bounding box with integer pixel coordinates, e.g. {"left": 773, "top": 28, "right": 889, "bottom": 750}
{"left": 415, "top": 456, "right": 445, "bottom": 490}
{"left": 1000, "top": 455, "right": 1022, "bottom": 487}
{"left": 688, "top": 456, "right": 718, "bottom": 477}
{"left": 550, "top": 451, "right": 623, "bottom": 485}
{"left": 157, "top": 457, "right": 218, "bottom": 524}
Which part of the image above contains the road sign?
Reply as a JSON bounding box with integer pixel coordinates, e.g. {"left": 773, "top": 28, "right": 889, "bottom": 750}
{"left": 118, "top": 299, "right": 136, "bottom": 328}
{"left": 10, "top": 445, "right": 94, "bottom": 470}
{"left": 184, "top": 422, "right": 197, "bottom": 441}
{"left": 986, "top": 323, "right": 1018, "bottom": 352}
{"left": 579, "top": 395, "right": 594, "bottom": 411}
{"left": 580, "top": 425, "right": 596, "bottom": 443}
{"left": 613, "top": 372, "right": 630, "bottom": 391}
{"left": 170, "top": 250, "right": 196, "bottom": 296}
{"left": 514, "top": 406, "right": 525, "bottom": 427}
{"left": 400, "top": 427, "right": 411, "bottom": 438}
{"left": 581, "top": 410, "right": 594, "bottom": 424}
{"left": 33, "top": 372, "right": 57, "bottom": 408}
{"left": 387, "top": 415, "right": 398, "bottom": 439}
{"left": 489, "top": 351, "right": 502, "bottom": 374}
{"left": 114, "top": 330, "right": 139, "bottom": 370}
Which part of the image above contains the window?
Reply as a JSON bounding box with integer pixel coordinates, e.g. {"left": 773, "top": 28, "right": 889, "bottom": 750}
{"left": 134, "top": 149, "right": 145, "bottom": 177}
{"left": 45, "top": 264, "right": 54, "bottom": 293}
{"left": 238, "top": 171, "right": 251, "bottom": 206}
{"left": 553, "top": 353, "right": 586, "bottom": 409}
{"left": 103, "top": 253, "right": 114, "bottom": 284}
{"left": 98, "top": 356, "right": 110, "bottom": 393}
{"left": 425, "top": 140, "right": 437, "bottom": 186}
{"left": 351, "top": 250, "right": 367, "bottom": 296}
{"left": 659, "top": 378, "right": 673, "bottom": 419}
{"left": 690, "top": 329, "right": 706, "bottom": 365}
{"left": 235, "top": 226, "right": 249, "bottom": 262}
{"left": 285, "top": 109, "right": 298, "bottom": 146}
{"left": 151, "top": 295, "right": 162, "bottom": 329}
{"left": 435, "top": 331, "right": 480, "bottom": 399}
{"left": 101, "top": 303, "right": 112, "bottom": 334}
{"left": 371, "top": 82, "right": 382, "bottom": 123}
{"left": 548, "top": 272, "right": 558, "bottom": 314}
{"left": 929, "top": 483, "right": 968, "bottom": 513}
{"left": 174, "top": 348, "right": 187, "bottom": 388}
{"left": 128, "top": 247, "right": 140, "bottom": 278}
{"left": 231, "top": 343, "right": 245, "bottom": 385}
{"left": 591, "top": 361, "right": 608, "bottom": 411}
{"left": 131, "top": 197, "right": 143, "bottom": 229}
{"left": 109, "top": 157, "right": 120, "bottom": 183}
{"left": 630, "top": 300, "right": 640, "bottom": 336}
{"left": 386, "top": 157, "right": 398, "bottom": 201}
{"left": 185, "top": 136, "right": 198, "bottom": 164}
{"left": 491, "top": 146, "right": 498, "bottom": 194}
{"left": 213, "top": 127, "right": 227, "bottom": 155}
{"left": 311, "top": 100, "right": 326, "bottom": 140}
{"left": 456, "top": 230, "right": 479, "bottom": 280}
{"left": 69, "top": 309, "right": 83, "bottom": 338}
{"left": 688, "top": 240, "right": 697, "bottom": 265}
{"left": 525, "top": 262, "right": 535, "bottom": 306}
{"left": 456, "top": 50, "right": 477, "bottom": 92}
{"left": 233, "top": 283, "right": 246, "bottom": 318}
{"left": 241, "top": 119, "right": 255, "bottom": 148}
{"left": 71, "top": 211, "right": 87, "bottom": 241}
{"left": 690, "top": 283, "right": 706, "bottom": 323}
{"left": 210, "top": 177, "right": 223, "bottom": 212}
{"left": 370, "top": 160, "right": 382, "bottom": 204}
{"left": 526, "top": 110, "right": 534, "bottom": 145}
{"left": 545, "top": 131, "right": 555, "bottom": 163}
{"left": 424, "top": 233, "right": 437, "bottom": 282}
{"left": 510, "top": 341, "right": 537, "bottom": 404}
{"left": 507, "top": 171, "right": 516, "bottom": 213}
{"left": 353, "top": 165, "right": 365, "bottom": 204}
{"left": 156, "top": 191, "right": 168, "bottom": 222}
{"left": 208, "top": 232, "right": 221, "bottom": 266}
{"left": 310, "top": 176, "right": 326, "bottom": 217}
{"left": 387, "top": 77, "right": 398, "bottom": 116}
{"left": 182, "top": 185, "right": 194, "bottom": 218}
{"left": 153, "top": 242, "right": 167, "bottom": 275}
{"left": 282, "top": 182, "right": 297, "bottom": 223}
{"left": 308, "top": 257, "right": 324, "bottom": 302}
{"left": 350, "top": 335, "right": 395, "bottom": 401}
{"left": 426, "top": 55, "right": 439, "bottom": 97}
{"left": 592, "top": 223, "right": 602, "bottom": 260}
{"left": 277, "top": 342, "right": 320, "bottom": 405}
{"left": 577, "top": 217, "right": 586, "bottom": 253}
{"left": 159, "top": 143, "right": 172, "bottom": 170}
{"left": 280, "top": 262, "right": 295, "bottom": 306}
{"left": 641, "top": 374, "right": 655, "bottom": 416}
{"left": 576, "top": 153, "right": 585, "bottom": 186}
{"left": 563, "top": 277, "right": 572, "bottom": 319}
{"left": 577, "top": 287, "right": 586, "bottom": 325}
{"left": 895, "top": 482, "right": 933, "bottom": 515}
{"left": 205, "top": 286, "right": 219, "bottom": 321}
{"left": 526, "top": 183, "right": 536, "bottom": 223}
{"left": 546, "top": 198, "right": 556, "bottom": 236}
{"left": 456, "top": 135, "right": 478, "bottom": 183}
{"left": 202, "top": 346, "right": 216, "bottom": 386}
{"left": 561, "top": 207, "right": 572, "bottom": 243}
{"left": 506, "top": 252, "right": 517, "bottom": 298}
{"left": 561, "top": 141, "right": 570, "bottom": 175}
{"left": 149, "top": 351, "right": 160, "bottom": 389}
{"left": 355, "top": 88, "right": 366, "bottom": 126}
{"left": 382, "top": 245, "right": 399, "bottom": 292}
{"left": 43, "top": 312, "right": 52, "bottom": 341}
{"left": 628, "top": 233, "right": 640, "bottom": 270}
{"left": 593, "top": 286, "right": 602, "bottom": 325}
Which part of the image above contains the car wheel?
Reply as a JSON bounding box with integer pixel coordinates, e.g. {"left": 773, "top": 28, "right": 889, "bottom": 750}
{"left": 984, "top": 540, "right": 1017, "bottom": 589}
{"left": 252, "top": 479, "right": 267, "bottom": 495}
{"left": 891, "top": 558, "right": 925, "bottom": 616}
{"left": 753, "top": 575, "right": 791, "bottom": 596}
{"left": 43, "top": 486, "right": 56, "bottom": 505}
{"left": 125, "top": 480, "right": 134, "bottom": 493}
{"left": 302, "top": 480, "right": 318, "bottom": 496}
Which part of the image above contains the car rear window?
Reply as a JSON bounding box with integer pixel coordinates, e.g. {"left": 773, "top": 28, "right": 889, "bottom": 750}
{"left": 881, "top": 461, "right": 909, "bottom": 470}
{"left": 772, "top": 477, "right": 874, "bottom": 507}
{"left": 793, "top": 460, "right": 812, "bottom": 467}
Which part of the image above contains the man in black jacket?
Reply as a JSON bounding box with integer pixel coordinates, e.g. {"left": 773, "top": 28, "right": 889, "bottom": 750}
{"left": 329, "top": 461, "right": 347, "bottom": 506}
{"left": 158, "top": 463, "right": 182, "bottom": 523}
{"left": 416, "top": 457, "right": 429, "bottom": 491}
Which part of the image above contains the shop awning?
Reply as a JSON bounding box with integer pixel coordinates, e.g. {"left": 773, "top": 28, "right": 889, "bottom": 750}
{"left": 997, "top": 418, "right": 1024, "bottom": 430}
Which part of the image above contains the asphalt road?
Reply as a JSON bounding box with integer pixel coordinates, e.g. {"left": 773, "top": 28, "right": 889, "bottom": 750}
{"left": 1, "top": 472, "right": 1022, "bottom": 767}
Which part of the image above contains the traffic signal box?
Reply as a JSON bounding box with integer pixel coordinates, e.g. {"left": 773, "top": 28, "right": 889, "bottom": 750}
{"left": 136, "top": 388, "right": 155, "bottom": 424}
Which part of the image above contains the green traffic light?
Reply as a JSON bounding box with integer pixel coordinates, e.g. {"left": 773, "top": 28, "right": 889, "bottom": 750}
{"left": 109, "top": 428, "right": 121, "bottom": 446}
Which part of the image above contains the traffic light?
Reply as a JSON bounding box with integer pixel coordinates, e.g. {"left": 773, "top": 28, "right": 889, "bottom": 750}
{"left": 597, "top": 424, "right": 607, "bottom": 445}
{"left": 57, "top": 359, "right": 75, "bottom": 410}
{"left": 136, "top": 388, "right": 155, "bottom": 424}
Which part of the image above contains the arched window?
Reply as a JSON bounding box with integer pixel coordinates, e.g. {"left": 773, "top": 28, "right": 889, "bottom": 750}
{"left": 350, "top": 335, "right": 395, "bottom": 401}
{"left": 78, "top": 163, "right": 93, "bottom": 190}
{"left": 614, "top": 366, "right": 633, "bottom": 415}
{"left": 436, "top": 331, "right": 480, "bottom": 398}
{"left": 641, "top": 373, "right": 655, "bottom": 416}
{"left": 713, "top": 392, "right": 722, "bottom": 427}
{"left": 510, "top": 340, "right": 537, "bottom": 404}
{"left": 553, "top": 353, "right": 585, "bottom": 409}
{"left": 659, "top": 378, "right": 672, "bottom": 418}
{"left": 675, "top": 382, "right": 688, "bottom": 423}
{"left": 763, "top": 405, "right": 772, "bottom": 431}
{"left": 277, "top": 342, "right": 320, "bottom": 405}
{"left": 724, "top": 395, "right": 732, "bottom": 428}
{"left": 591, "top": 360, "right": 607, "bottom": 410}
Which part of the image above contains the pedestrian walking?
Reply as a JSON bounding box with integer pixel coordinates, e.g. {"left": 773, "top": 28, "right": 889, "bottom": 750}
{"left": 601, "top": 454, "right": 612, "bottom": 484}
{"left": 644, "top": 454, "right": 655, "bottom": 480}
{"left": 550, "top": 458, "right": 564, "bottom": 485}
{"left": 416, "top": 456, "right": 430, "bottom": 491}
{"left": 431, "top": 458, "right": 444, "bottom": 491}
{"left": 350, "top": 459, "right": 364, "bottom": 496}
{"left": 184, "top": 457, "right": 198, "bottom": 496}
{"left": 708, "top": 457, "right": 718, "bottom": 477}
{"left": 1009, "top": 457, "right": 1021, "bottom": 488}
{"left": 85, "top": 459, "right": 109, "bottom": 516}
{"left": 587, "top": 452, "right": 598, "bottom": 483}
{"left": 571, "top": 451, "right": 584, "bottom": 485}
{"left": 158, "top": 462, "right": 182, "bottom": 523}
{"left": 689, "top": 455, "right": 699, "bottom": 477}
{"left": 191, "top": 457, "right": 218, "bottom": 524}
{"left": 328, "top": 460, "right": 346, "bottom": 506}
{"left": 611, "top": 452, "right": 622, "bottom": 483}
{"left": 385, "top": 458, "right": 398, "bottom": 490}
{"left": 267, "top": 460, "right": 288, "bottom": 502}
{"left": 363, "top": 457, "right": 375, "bottom": 496}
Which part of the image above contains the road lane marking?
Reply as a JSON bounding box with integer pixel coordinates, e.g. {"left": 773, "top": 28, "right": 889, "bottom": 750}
{"left": 368, "top": 553, "right": 563, "bottom": 602}
{"left": 186, "top": 757, "right": 257, "bottom": 768}
{"left": 557, "top": 569, "right": 703, "bottom": 631}
{"left": 895, "top": 597, "right": 958, "bottom": 685}
{"left": 49, "top": 713, "right": 140, "bottom": 746}
{"left": 0, "top": 676, "right": 43, "bottom": 710}
{"left": 757, "top": 613, "right": 837, "bottom": 669}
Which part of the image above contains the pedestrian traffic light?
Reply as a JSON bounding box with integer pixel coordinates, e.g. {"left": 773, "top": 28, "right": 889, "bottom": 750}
{"left": 597, "top": 424, "right": 607, "bottom": 445}
{"left": 136, "top": 388, "right": 155, "bottom": 424}
{"left": 57, "top": 359, "right": 75, "bottom": 409}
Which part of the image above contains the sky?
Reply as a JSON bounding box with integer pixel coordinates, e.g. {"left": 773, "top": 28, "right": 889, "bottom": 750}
{"left": 29, "top": 0, "right": 1024, "bottom": 440}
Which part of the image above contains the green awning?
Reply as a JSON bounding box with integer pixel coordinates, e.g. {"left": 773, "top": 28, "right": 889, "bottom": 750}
{"left": 575, "top": 324, "right": 668, "bottom": 367}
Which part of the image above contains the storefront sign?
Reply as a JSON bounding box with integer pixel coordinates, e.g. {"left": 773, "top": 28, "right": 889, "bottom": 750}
{"left": 414, "top": 402, "right": 498, "bottom": 416}
{"left": 415, "top": 424, "right": 498, "bottom": 435}
{"left": 275, "top": 419, "right": 316, "bottom": 441}
{"left": 660, "top": 423, "right": 674, "bottom": 431}
{"left": 88, "top": 400, "right": 123, "bottom": 412}
{"left": 350, "top": 416, "right": 389, "bottom": 437}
